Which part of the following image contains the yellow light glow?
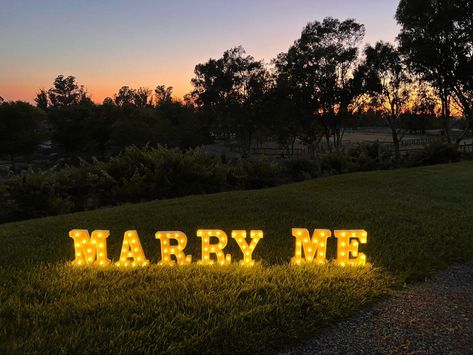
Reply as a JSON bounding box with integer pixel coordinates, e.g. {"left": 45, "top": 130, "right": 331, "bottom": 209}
{"left": 231, "top": 230, "right": 263, "bottom": 266}
{"left": 69, "top": 229, "right": 111, "bottom": 267}
{"left": 334, "top": 229, "right": 368, "bottom": 266}
{"left": 291, "top": 228, "right": 331, "bottom": 265}
{"left": 115, "top": 230, "right": 149, "bottom": 268}
{"left": 197, "top": 229, "right": 231, "bottom": 266}
{"left": 156, "top": 231, "right": 192, "bottom": 266}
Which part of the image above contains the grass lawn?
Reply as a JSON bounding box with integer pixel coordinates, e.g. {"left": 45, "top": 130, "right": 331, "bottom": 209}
{"left": 1, "top": 162, "right": 473, "bottom": 354}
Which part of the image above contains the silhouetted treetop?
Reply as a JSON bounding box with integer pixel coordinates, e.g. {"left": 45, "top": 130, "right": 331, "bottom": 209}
{"left": 47, "top": 75, "right": 90, "bottom": 108}
{"left": 155, "top": 85, "right": 173, "bottom": 105}
{"left": 396, "top": 0, "right": 473, "bottom": 139}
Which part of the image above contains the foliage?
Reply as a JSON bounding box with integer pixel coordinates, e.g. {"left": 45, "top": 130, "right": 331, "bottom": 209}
{"left": 346, "top": 142, "right": 395, "bottom": 171}
{"left": 280, "top": 157, "right": 319, "bottom": 182}
{"left": 0, "top": 101, "right": 45, "bottom": 168}
{"left": 190, "top": 46, "right": 270, "bottom": 148}
{"left": 409, "top": 142, "right": 461, "bottom": 166}
{"left": 0, "top": 142, "right": 466, "bottom": 224}
{"left": 355, "top": 42, "right": 411, "bottom": 159}
{"left": 227, "top": 158, "right": 280, "bottom": 189}
{"left": 396, "top": 0, "right": 473, "bottom": 141}
{"left": 44, "top": 75, "right": 90, "bottom": 108}
{"left": 274, "top": 17, "right": 365, "bottom": 149}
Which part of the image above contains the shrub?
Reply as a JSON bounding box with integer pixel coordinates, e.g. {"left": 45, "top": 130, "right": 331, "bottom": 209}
{"left": 3, "top": 168, "right": 74, "bottom": 222}
{"left": 346, "top": 142, "right": 395, "bottom": 171}
{"left": 227, "top": 158, "right": 280, "bottom": 189}
{"left": 280, "top": 157, "right": 319, "bottom": 181}
{"left": 107, "top": 146, "right": 227, "bottom": 202}
{"left": 410, "top": 142, "right": 460, "bottom": 166}
{"left": 0, "top": 142, "right": 466, "bottom": 224}
{"left": 321, "top": 152, "right": 349, "bottom": 175}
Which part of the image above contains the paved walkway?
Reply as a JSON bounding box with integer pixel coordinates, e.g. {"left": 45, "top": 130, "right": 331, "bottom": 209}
{"left": 283, "top": 261, "right": 473, "bottom": 354}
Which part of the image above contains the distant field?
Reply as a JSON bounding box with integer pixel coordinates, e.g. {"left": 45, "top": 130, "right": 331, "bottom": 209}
{"left": 1, "top": 162, "right": 473, "bottom": 354}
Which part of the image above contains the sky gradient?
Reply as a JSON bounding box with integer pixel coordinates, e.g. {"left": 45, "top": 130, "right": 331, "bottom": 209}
{"left": 1, "top": 0, "right": 400, "bottom": 103}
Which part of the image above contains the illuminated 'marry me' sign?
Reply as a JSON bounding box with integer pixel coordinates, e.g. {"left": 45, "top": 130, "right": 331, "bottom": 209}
{"left": 69, "top": 228, "right": 367, "bottom": 268}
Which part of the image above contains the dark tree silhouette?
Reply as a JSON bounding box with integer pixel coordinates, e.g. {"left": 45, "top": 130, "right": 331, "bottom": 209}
{"left": 0, "top": 101, "right": 45, "bottom": 170}
{"left": 113, "top": 86, "right": 136, "bottom": 107}
{"left": 396, "top": 0, "right": 473, "bottom": 143}
{"left": 355, "top": 41, "right": 411, "bottom": 160}
{"left": 275, "top": 17, "right": 365, "bottom": 151}
{"left": 191, "top": 46, "right": 269, "bottom": 149}
{"left": 155, "top": 85, "right": 173, "bottom": 105}
{"left": 34, "top": 89, "right": 49, "bottom": 110}
{"left": 47, "top": 75, "right": 89, "bottom": 107}
{"left": 48, "top": 102, "right": 96, "bottom": 154}
{"left": 134, "top": 87, "right": 152, "bottom": 108}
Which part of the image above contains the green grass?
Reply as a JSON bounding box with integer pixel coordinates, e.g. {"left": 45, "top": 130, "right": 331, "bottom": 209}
{"left": 1, "top": 162, "right": 473, "bottom": 354}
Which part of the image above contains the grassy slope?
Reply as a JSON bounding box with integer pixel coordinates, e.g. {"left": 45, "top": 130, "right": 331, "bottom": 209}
{"left": 1, "top": 162, "right": 472, "bottom": 354}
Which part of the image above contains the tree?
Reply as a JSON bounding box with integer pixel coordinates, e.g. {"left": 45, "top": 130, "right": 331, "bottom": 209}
{"left": 134, "top": 87, "right": 152, "bottom": 108}
{"left": 155, "top": 85, "right": 173, "bottom": 106}
{"left": 355, "top": 42, "right": 411, "bottom": 160}
{"left": 275, "top": 17, "right": 365, "bottom": 151}
{"left": 0, "top": 101, "right": 45, "bottom": 170}
{"left": 48, "top": 101, "right": 96, "bottom": 154}
{"left": 396, "top": 0, "right": 473, "bottom": 143}
{"left": 262, "top": 82, "right": 306, "bottom": 155}
{"left": 113, "top": 86, "right": 136, "bottom": 107}
{"left": 47, "top": 75, "right": 89, "bottom": 107}
{"left": 402, "top": 83, "right": 438, "bottom": 134}
{"left": 35, "top": 89, "right": 49, "bottom": 110}
{"left": 190, "top": 46, "right": 270, "bottom": 148}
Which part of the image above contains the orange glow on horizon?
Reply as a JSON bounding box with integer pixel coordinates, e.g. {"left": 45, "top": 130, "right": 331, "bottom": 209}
{"left": 0, "top": 74, "right": 193, "bottom": 104}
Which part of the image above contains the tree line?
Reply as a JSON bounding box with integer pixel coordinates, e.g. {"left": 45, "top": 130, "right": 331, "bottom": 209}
{"left": 0, "top": 0, "right": 471, "bottom": 169}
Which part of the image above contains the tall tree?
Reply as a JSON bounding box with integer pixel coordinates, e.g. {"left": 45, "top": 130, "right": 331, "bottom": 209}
{"left": 0, "top": 101, "right": 45, "bottom": 170}
{"left": 34, "top": 89, "right": 49, "bottom": 110}
{"left": 113, "top": 86, "right": 136, "bottom": 107}
{"left": 275, "top": 17, "right": 365, "bottom": 151}
{"left": 396, "top": 0, "right": 473, "bottom": 143}
{"left": 190, "top": 46, "right": 269, "bottom": 148}
{"left": 355, "top": 41, "right": 411, "bottom": 160}
{"left": 47, "top": 75, "right": 89, "bottom": 107}
{"left": 134, "top": 87, "right": 152, "bottom": 108}
{"left": 155, "top": 85, "right": 173, "bottom": 106}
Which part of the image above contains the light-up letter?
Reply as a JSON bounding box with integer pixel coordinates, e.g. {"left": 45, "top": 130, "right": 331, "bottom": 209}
{"left": 69, "top": 229, "right": 110, "bottom": 267}
{"left": 231, "top": 230, "right": 263, "bottom": 266}
{"left": 335, "top": 230, "right": 367, "bottom": 266}
{"left": 291, "top": 228, "right": 331, "bottom": 265}
{"left": 197, "top": 229, "right": 231, "bottom": 266}
{"left": 116, "top": 230, "right": 149, "bottom": 267}
{"left": 156, "top": 231, "right": 192, "bottom": 266}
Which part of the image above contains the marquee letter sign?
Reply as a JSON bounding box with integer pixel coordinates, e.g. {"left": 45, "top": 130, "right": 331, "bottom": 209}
{"left": 335, "top": 230, "right": 367, "bottom": 266}
{"left": 156, "top": 231, "right": 192, "bottom": 266}
{"left": 69, "top": 228, "right": 367, "bottom": 268}
{"left": 70, "top": 229, "right": 110, "bottom": 266}
{"left": 232, "top": 230, "right": 263, "bottom": 266}
{"left": 290, "top": 228, "right": 330, "bottom": 265}
{"left": 116, "top": 230, "right": 149, "bottom": 268}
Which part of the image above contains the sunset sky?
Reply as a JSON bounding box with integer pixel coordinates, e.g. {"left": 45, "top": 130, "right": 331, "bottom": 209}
{"left": 1, "top": 0, "right": 400, "bottom": 103}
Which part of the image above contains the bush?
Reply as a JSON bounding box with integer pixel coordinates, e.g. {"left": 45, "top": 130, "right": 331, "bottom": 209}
{"left": 280, "top": 157, "right": 319, "bottom": 181}
{"left": 227, "top": 158, "right": 280, "bottom": 189}
{"left": 0, "top": 142, "right": 466, "bottom": 224}
{"left": 346, "top": 142, "right": 395, "bottom": 171}
{"left": 2, "top": 168, "right": 74, "bottom": 222}
{"left": 321, "top": 152, "right": 350, "bottom": 175}
{"left": 409, "top": 142, "right": 460, "bottom": 166}
{"left": 107, "top": 146, "right": 227, "bottom": 202}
